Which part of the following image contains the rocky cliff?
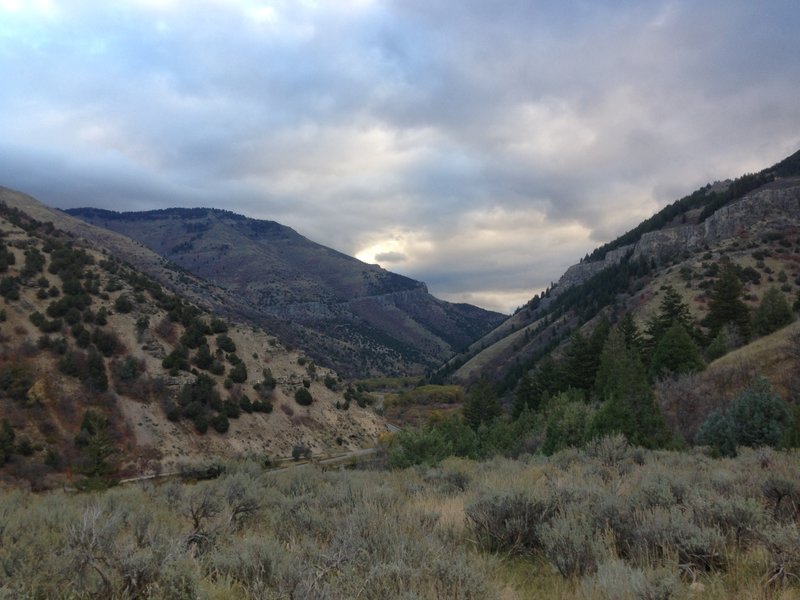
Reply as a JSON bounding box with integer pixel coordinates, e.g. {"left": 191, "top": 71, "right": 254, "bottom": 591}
{"left": 557, "top": 179, "right": 800, "bottom": 292}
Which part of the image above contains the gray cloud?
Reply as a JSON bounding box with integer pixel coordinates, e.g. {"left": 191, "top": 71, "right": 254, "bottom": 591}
{"left": 374, "top": 251, "right": 407, "bottom": 263}
{"left": 0, "top": 0, "right": 799, "bottom": 314}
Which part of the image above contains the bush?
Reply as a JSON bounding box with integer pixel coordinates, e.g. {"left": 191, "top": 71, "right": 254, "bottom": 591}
{"left": 291, "top": 445, "right": 311, "bottom": 460}
{"left": 114, "top": 294, "right": 133, "bottom": 313}
{"left": 294, "top": 387, "right": 313, "bottom": 406}
{"left": 696, "top": 410, "right": 737, "bottom": 457}
{"left": 211, "top": 413, "right": 229, "bottom": 434}
{"left": 229, "top": 362, "right": 247, "bottom": 384}
{"left": 540, "top": 514, "right": 604, "bottom": 577}
{"left": 465, "top": 491, "right": 556, "bottom": 556}
{"left": 216, "top": 334, "right": 236, "bottom": 353}
{"left": 193, "top": 412, "right": 209, "bottom": 434}
{"left": 730, "top": 377, "right": 790, "bottom": 448}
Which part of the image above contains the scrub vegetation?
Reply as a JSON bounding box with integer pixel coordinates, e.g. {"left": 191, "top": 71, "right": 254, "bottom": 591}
{"left": 1, "top": 442, "right": 799, "bottom": 599}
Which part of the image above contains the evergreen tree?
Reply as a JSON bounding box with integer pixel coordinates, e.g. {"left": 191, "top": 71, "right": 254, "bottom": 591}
{"left": 649, "top": 322, "right": 704, "bottom": 378}
{"left": 513, "top": 356, "right": 564, "bottom": 417}
{"left": 463, "top": 379, "right": 502, "bottom": 430}
{"left": 645, "top": 285, "right": 697, "bottom": 352}
{"left": 562, "top": 332, "right": 595, "bottom": 392}
{"left": 512, "top": 374, "right": 539, "bottom": 418}
{"left": 618, "top": 312, "right": 643, "bottom": 352}
{"left": 752, "top": 286, "right": 793, "bottom": 336}
{"left": 591, "top": 327, "right": 670, "bottom": 448}
{"left": 86, "top": 348, "right": 108, "bottom": 392}
{"left": 705, "top": 258, "right": 750, "bottom": 339}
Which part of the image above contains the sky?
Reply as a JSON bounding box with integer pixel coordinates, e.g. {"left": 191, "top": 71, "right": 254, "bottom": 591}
{"left": 1, "top": 1, "right": 799, "bottom": 314}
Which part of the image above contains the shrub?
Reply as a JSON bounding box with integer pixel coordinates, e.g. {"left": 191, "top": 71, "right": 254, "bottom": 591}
{"left": 216, "top": 334, "right": 236, "bottom": 353}
{"left": 294, "top": 387, "right": 313, "bottom": 406}
{"left": 696, "top": 410, "right": 737, "bottom": 457}
{"left": 465, "top": 491, "right": 556, "bottom": 556}
{"left": 211, "top": 413, "right": 229, "bottom": 434}
{"left": 209, "top": 318, "right": 228, "bottom": 333}
{"left": 729, "top": 377, "right": 790, "bottom": 448}
{"left": 292, "top": 444, "right": 311, "bottom": 460}
{"left": 540, "top": 514, "right": 604, "bottom": 577}
{"left": 763, "top": 524, "right": 800, "bottom": 590}
{"left": 114, "top": 294, "right": 133, "bottom": 313}
{"left": 229, "top": 362, "right": 247, "bottom": 384}
{"left": 193, "top": 412, "right": 209, "bottom": 434}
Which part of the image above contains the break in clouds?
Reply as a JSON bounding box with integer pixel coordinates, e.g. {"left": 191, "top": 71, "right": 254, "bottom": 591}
{"left": 1, "top": 0, "right": 799, "bottom": 312}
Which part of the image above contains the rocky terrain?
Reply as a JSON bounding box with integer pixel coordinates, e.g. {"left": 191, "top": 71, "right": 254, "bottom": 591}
{"left": 441, "top": 164, "right": 800, "bottom": 389}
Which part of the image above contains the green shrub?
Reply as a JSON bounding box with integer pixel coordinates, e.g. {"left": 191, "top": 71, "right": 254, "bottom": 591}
{"left": 294, "top": 387, "right": 313, "bottom": 406}
{"left": 216, "top": 334, "right": 236, "bottom": 353}
{"left": 730, "top": 377, "right": 790, "bottom": 448}
{"left": 229, "top": 362, "right": 247, "bottom": 384}
{"left": 114, "top": 294, "right": 133, "bottom": 313}
{"left": 696, "top": 410, "right": 737, "bottom": 457}
{"left": 211, "top": 413, "right": 229, "bottom": 434}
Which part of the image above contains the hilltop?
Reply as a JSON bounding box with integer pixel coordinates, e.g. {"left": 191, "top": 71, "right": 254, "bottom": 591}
{"left": 65, "top": 206, "right": 504, "bottom": 378}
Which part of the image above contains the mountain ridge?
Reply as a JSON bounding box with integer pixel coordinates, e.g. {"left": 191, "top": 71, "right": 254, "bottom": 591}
{"left": 437, "top": 150, "right": 800, "bottom": 391}
{"left": 65, "top": 205, "right": 505, "bottom": 377}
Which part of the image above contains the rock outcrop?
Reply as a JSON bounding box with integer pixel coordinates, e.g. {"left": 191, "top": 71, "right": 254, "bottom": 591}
{"left": 556, "top": 181, "right": 800, "bottom": 292}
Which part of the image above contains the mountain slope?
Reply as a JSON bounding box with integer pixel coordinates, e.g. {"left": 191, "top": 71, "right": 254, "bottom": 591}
{"left": 0, "top": 199, "right": 383, "bottom": 489}
{"left": 439, "top": 149, "right": 800, "bottom": 393}
{"left": 65, "top": 207, "right": 504, "bottom": 377}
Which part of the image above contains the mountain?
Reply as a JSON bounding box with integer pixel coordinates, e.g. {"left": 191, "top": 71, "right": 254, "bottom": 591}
{"left": 65, "top": 207, "right": 505, "bottom": 378}
{"left": 0, "top": 196, "right": 383, "bottom": 489}
{"left": 437, "top": 149, "right": 800, "bottom": 394}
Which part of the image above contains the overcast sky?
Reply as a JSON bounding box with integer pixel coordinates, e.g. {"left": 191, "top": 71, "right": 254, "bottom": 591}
{"left": 1, "top": 1, "right": 799, "bottom": 313}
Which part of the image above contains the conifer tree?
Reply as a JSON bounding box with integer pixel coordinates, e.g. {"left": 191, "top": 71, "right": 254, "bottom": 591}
{"left": 645, "top": 285, "right": 697, "bottom": 351}
{"left": 563, "top": 332, "right": 594, "bottom": 392}
{"left": 592, "top": 327, "right": 670, "bottom": 448}
{"left": 705, "top": 258, "right": 750, "bottom": 339}
{"left": 752, "top": 286, "right": 793, "bottom": 336}
{"left": 618, "top": 312, "right": 643, "bottom": 352}
{"left": 649, "top": 322, "right": 704, "bottom": 378}
{"left": 463, "top": 379, "right": 502, "bottom": 430}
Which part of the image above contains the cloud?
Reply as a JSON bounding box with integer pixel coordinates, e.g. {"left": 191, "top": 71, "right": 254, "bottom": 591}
{"left": 374, "top": 251, "right": 407, "bottom": 263}
{"left": 0, "top": 0, "right": 799, "bottom": 313}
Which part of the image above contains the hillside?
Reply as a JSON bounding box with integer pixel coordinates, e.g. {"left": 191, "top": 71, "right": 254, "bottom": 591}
{"left": 65, "top": 207, "right": 505, "bottom": 377}
{"left": 0, "top": 200, "right": 384, "bottom": 489}
{"left": 439, "top": 150, "right": 800, "bottom": 394}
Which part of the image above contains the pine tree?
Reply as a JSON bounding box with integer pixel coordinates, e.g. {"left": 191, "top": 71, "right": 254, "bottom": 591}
{"left": 592, "top": 327, "right": 670, "bottom": 448}
{"left": 618, "top": 312, "right": 643, "bottom": 352}
{"left": 463, "top": 379, "right": 502, "bottom": 430}
{"left": 752, "top": 286, "right": 793, "bottom": 336}
{"left": 512, "top": 374, "right": 538, "bottom": 418}
{"left": 645, "top": 285, "right": 697, "bottom": 351}
{"left": 649, "top": 322, "right": 704, "bottom": 378}
{"left": 705, "top": 258, "right": 750, "bottom": 339}
{"left": 563, "top": 332, "right": 595, "bottom": 392}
